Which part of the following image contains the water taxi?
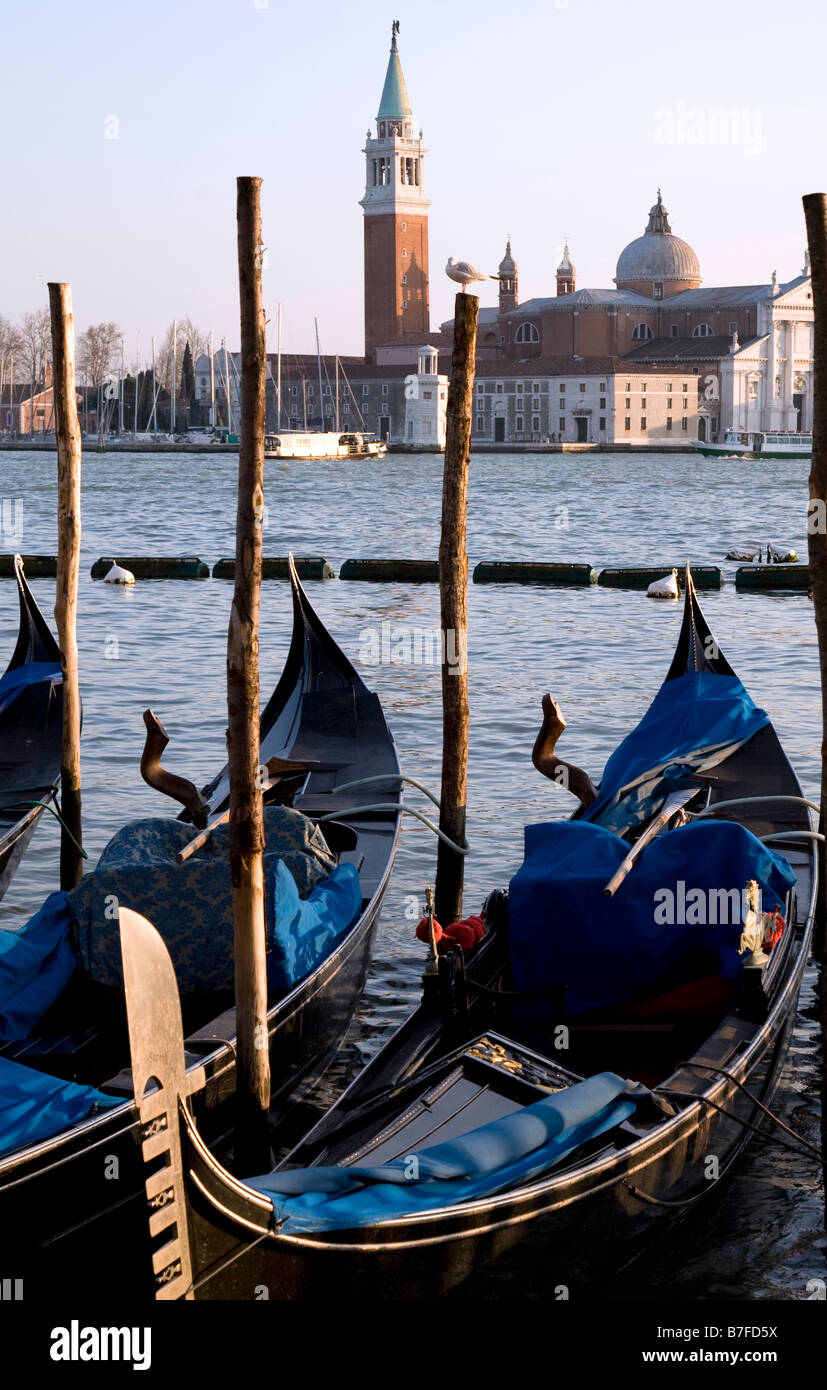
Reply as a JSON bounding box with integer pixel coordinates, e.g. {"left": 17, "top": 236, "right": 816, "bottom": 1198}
{"left": 693, "top": 429, "right": 811, "bottom": 460}
{"left": 264, "top": 431, "right": 387, "bottom": 460}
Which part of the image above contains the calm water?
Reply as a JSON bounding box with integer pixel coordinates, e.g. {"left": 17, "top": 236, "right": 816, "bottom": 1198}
{"left": 0, "top": 446, "right": 823, "bottom": 1300}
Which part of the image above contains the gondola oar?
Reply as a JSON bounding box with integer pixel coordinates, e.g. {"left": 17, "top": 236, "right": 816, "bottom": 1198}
{"left": 602, "top": 785, "right": 700, "bottom": 899}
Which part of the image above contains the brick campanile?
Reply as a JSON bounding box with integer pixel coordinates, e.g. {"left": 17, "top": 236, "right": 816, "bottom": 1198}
{"left": 360, "top": 22, "right": 431, "bottom": 361}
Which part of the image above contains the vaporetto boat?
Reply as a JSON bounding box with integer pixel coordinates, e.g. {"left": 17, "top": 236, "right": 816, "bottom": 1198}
{"left": 693, "top": 429, "right": 812, "bottom": 460}
{"left": 264, "top": 431, "right": 387, "bottom": 460}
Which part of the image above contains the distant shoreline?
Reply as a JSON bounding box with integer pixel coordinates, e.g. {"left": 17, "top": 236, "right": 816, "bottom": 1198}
{"left": 0, "top": 440, "right": 698, "bottom": 456}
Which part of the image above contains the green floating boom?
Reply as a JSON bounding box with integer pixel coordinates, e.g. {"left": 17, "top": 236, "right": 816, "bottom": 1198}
{"left": 90, "top": 556, "right": 210, "bottom": 580}
{"left": 597, "top": 566, "right": 722, "bottom": 591}
{"left": 340, "top": 559, "right": 440, "bottom": 582}
{"left": 212, "top": 557, "right": 335, "bottom": 580}
{"left": 473, "top": 562, "right": 597, "bottom": 586}
{"left": 0, "top": 555, "right": 58, "bottom": 577}
{"left": 735, "top": 564, "right": 810, "bottom": 591}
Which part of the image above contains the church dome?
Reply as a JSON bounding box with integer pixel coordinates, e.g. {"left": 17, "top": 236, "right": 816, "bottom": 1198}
{"left": 614, "top": 192, "right": 701, "bottom": 287}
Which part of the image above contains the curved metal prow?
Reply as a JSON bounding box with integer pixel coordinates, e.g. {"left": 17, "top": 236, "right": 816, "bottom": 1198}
{"left": 665, "top": 563, "right": 735, "bottom": 680}
{"left": 119, "top": 906, "right": 204, "bottom": 1302}
{"left": 7, "top": 554, "right": 61, "bottom": 672}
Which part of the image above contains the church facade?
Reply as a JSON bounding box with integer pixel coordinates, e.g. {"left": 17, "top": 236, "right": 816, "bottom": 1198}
{"left": 249, "top": 25, "right": 815, "bottom": 449}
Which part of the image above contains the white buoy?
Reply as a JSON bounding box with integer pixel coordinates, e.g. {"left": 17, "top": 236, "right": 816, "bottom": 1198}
{"left": 104, "top": 561, "right": 135, "bottom": 585}
{"left": 647, "top": 569, "right": 679, "bottom": 599}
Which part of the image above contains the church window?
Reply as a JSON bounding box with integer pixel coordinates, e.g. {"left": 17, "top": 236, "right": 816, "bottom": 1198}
{"left": 632, "top": 323, "right": 654, "bottom": 340}
{"left": 382, "top": 385, "right": 389, "bottom": 396}
{"left": 401, "top": 222, "right": 407, "bottom": 231}
{"left": 515, "top": 323, "right": 540, "bottom": 344}
{"left": 516, "top": 383, "right": 523, "bottom": 394}
{"left": 729, "top": 321, "right": 737, "bottom": 335}
{"left": 579, "top": 383, "right": 586, "bottom": 392}
{"left": 748, "top": 380, "right": 758, "bottom": 400}
{"left": 692, "top": 323, "right": 712, "bottom": 337}
{"left": 362, "top": 385, "right": 369, "bottom": 396}
{"left": 671, "top": 324, "right": 679, "bottom": 338}
{"left": 654, "top": 283, "right": 663, "bottom": 299}
{"left": 402, "top": 274, "right": 407, "bottom": 285}
{"left": 378, "top": 122, "right": 386, "bottom": 137}
{"left": 496, "top": 382, "right": 503, "bottom": 393}
{"left": 401, "top": 248, "right": 407, "bottom": 258}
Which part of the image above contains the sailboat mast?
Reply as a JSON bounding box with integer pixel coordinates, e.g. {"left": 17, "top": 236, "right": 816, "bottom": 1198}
{"left": 335, "top": 355, "right": 339, "bottom": 432}
{"left": 276, "top": 301, "right": 282, "bottom": 430}
{"left": 302, "top": 378, "right": 307, "bottom": 430}
{"left": 209, "top": 332, "right": 216, "bottom": 430}
{"left": 151, "top": 336, "right": 158, "bottom": 434}
{"left": 315, "top": 317, "right": 323, "bottom": 430}
{"left": 119, "top": 337, "right": 125, "bottom": 435}
{"left": 171, "top": 319, "right": 177, "bottom": 435}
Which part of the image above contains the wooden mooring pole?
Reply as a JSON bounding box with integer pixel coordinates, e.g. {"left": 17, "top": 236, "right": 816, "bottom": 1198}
{"left": 48, "top": 283, "right": 83, "bottom": 890}
{"left": 228, "top": 176, "right": 271, "bottom": 1171}
{"left": 802, "top": 192, "right": 827, "bottom": 1224}
{"left": 434, "top": 292, "right": 478, "bottom": 925}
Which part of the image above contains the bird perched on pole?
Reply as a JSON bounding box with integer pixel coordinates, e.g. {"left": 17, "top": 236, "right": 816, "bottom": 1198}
{"left": 445, "top": 257, "right": 499, "bottom": 293}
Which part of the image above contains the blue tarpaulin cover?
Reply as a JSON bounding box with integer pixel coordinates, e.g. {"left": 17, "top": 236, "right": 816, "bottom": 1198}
{"left": 508, "top": 820, "right": 796, "bottom": 1018}
{"left": 0, "top": 891, "right": 78, "bottom": 1042}
{"left": 584, "top": 671, "right": 769, "bottom": 832}
{"left": 246, "top": 1071, "right": 645, "bottom": 1230}
{"left": 0, "top": 661, "right": 61, "bottom": 717}
{"left": 0, "top": 1053, "right": 121, "bottom": 1159}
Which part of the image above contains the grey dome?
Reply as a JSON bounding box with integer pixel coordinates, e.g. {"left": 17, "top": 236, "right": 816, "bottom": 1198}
{"left": 614, "top": 192, "right": 701, "bottom": 286}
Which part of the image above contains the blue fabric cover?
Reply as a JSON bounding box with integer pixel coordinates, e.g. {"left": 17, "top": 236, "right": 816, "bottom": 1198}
{"left": 0, "top": 661, "right": 61, "bottom": 717}
{"left": 585, "top": 672, "right": 769, "bottom": 830}
{"left": 71, "top": 805, "right": 337, "bottom": 992}
{"left": 266, "top": 860, "right": 362, "bottom": 991}
{"left": 508, "top": 819, "right": 796, "bottom": 1018}
{"left": 0, "top": 1053, "right": 121, "bottom": 1158}
{"left": 0, "top": 892, "right": 78, "bottom": 1042}
{"left": 246, "top": 1071, "right": 644, "bottom": 1231}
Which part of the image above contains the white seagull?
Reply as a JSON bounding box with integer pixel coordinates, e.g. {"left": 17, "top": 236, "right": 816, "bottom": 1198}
{"left": 445, "top": 257, "right": 498, "bottom": 293}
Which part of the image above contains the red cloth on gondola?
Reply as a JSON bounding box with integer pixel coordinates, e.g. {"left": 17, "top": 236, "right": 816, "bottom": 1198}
{"left": 415, "top": 913, "right": 486, "bottom": 953}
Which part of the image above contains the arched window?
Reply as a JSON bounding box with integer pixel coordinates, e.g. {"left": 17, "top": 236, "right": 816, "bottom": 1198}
{"left": 692, "top": 323, "right": 713, "bottom": 337}
{"left": 632, "top": 323, "right": 653, "bottom": 340}
{"left": 514, "top": 322, "right": 539, "bottom": 344}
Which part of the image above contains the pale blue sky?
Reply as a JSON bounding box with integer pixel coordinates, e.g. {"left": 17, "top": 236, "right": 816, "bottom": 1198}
{"left": 3, "top": 0, "right": 825, "bottom": 363}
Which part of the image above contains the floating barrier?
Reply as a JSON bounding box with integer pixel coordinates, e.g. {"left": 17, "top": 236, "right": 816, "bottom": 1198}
{"left": 473, "top": 562, "right": 597, "bottom": 586}
{"left": 735, "top": 564, "right": 810, "bottom": 591}
{"left": 212, "top": 557, "right": 335, "bottom": 580}
{"left": 90, "top": 556, "right": 210, "bottom": 580}
{"left": 598, "top": 566, "right": 722, "bottom": 591}
{"left": 0, "top": 555, "right": 58, "bottom": 578}
{"left": 340, "top": 559, "right": 440, "bottom": 582}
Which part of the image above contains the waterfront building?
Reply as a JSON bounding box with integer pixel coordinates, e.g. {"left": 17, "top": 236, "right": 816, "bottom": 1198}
{"left": 403, "top": 346, "right": 448, "bottom": 447}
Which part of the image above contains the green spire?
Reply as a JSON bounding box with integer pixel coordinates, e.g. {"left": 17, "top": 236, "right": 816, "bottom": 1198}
{"left": 378, "top": 20, "right": 413, "bottom": 119}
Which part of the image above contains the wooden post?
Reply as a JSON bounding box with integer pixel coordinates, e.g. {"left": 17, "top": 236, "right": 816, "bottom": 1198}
{"left": 434, "top": 292, "right": 478, "bottom": 925}
{"left": 228, "top": 176, "right": 271, "bottom": 1171}
{"left": 803, "top": 193, "right": 827, "bottom": 1224}
{"left": 48, "top": 283, "right": 83, "bottom": 890}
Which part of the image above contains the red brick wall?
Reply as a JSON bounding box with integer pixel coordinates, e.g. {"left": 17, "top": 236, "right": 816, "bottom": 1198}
{"left": 364, "top": 212, "right": 430, "bottom": 359}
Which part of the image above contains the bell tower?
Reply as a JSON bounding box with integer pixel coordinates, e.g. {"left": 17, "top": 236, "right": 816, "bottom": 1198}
{"left": 361, "top": 22, "right": 431, "bottom": 361}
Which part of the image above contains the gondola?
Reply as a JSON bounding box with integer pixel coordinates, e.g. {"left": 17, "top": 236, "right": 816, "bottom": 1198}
{"left": 120, "top": 571, "right": 818, "bottom": 1300}
{"left": 0, "top": 555, "right": 63, "bottom": 901}
{"left": 0, "top": 556, "right": 401, "bottom": 1297}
